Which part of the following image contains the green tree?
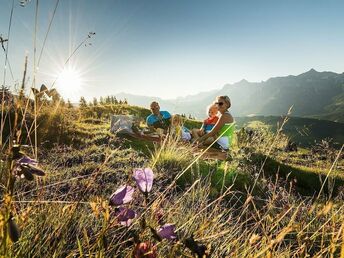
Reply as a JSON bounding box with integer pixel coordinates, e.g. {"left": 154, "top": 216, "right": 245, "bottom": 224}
{"left": 93, "top": 97, "right": 98, "bottom": 106}
{"left": 114, "top": 96, "right": 118, "bottom": 105}
{"left": 67, "top": 99, "right": 73, "bottom": 108}
{"left": 79, "top": 97, "right": 87, "bottom": 108}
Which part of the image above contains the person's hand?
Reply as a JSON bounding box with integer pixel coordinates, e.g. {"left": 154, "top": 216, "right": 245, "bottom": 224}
{"left": 199, "top": 133, "right": 208, "bottom": 141}
{"left": 190, "top": 138, "right": 201, "bottom": 148}
{"left": 194, "top": 136, "right": 206, "bottom": 148}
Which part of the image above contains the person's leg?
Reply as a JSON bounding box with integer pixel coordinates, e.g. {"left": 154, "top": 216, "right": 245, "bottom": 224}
{"left": 191, "top": 128, "right": 202, "bottom": 139}
{"left": 204, "top": 136, "right": 216, "bottom": 145}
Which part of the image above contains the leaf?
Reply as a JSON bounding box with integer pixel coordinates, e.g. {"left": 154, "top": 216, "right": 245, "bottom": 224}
{"left": 22, "top": 169, "right": 34, "bottom": 181}
{"left": 31, "top": 88, "right": 40, "bottom": 95}
{"left": 8, "top": 217, "right": 21, "bottom": 243}
{"left": 22, "top": 164, "right": 45, "bottom": 176}
{"left": 40, "top": 84, "right": 48, "bottom": 93}
{"left": 77, "top": 236, "right": 84, "bottom": 257}
{"left": 183, "top": 235, "right": 208, "bottom": 258}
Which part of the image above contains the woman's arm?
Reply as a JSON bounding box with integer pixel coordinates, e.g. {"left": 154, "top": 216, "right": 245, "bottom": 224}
{"left": 197, "top": 113, "right": 233, "bottom": 142}
{"left": 200, "top": 122, "right": 206, "bottom": 132}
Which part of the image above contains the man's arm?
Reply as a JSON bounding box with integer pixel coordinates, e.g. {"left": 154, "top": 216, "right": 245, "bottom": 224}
{"left": 146, "top": 116, "right": 157, "bottom": 132}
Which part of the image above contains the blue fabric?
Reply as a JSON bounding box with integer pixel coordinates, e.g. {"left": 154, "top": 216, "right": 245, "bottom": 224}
{"left": 146, "top": 111, "right": 171, "bottom": 127}
{"left": 204, "top": 124, "right": 215, "bottom": 132}
{"left": 182, "top": 126, "right": 190, "bottom": 133}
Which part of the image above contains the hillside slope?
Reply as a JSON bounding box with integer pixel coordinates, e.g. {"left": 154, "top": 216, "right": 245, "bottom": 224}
{"left": 236, "top": 116, "right": 344, "bottom": 147}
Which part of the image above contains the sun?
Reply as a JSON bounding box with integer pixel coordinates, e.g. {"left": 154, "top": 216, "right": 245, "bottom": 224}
{"left": 56, "top": 66, "right": 82, "bottom": 100}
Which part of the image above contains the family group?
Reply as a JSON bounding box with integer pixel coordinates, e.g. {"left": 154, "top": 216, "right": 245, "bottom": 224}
{"left": 145, "top": 95, "right": 235, "bottom": 150}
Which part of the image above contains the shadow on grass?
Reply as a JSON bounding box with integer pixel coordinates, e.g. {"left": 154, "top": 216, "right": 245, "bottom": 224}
{"left": 176, "top": 160, "right": 256, "bottom": 198}
{"left": 251, "top": 153, "right": 344, "bottom": 197}
{"left": 121, "top": 134, "right": 156, "bottom": 156}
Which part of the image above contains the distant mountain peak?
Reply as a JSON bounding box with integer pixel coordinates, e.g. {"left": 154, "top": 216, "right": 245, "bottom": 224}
{"left": 236, "top": 79, "right": 249, "bottom": 85}
{"left": 303, "top": 68, "right": 318, "bottom": 75}
{"left": 298, "top": 68, "right": 320, "bottom": 77}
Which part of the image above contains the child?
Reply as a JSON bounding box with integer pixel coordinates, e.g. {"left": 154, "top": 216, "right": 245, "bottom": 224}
{"left": 192, "top": 104, "right": 219, "bottom": 144}
{"left": 171, "top": 114, "right": 192, "bottom": 141}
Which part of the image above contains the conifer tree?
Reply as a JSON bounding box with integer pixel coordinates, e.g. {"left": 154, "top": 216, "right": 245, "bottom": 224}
{"left": 67, "top": 99, "right": 73, "bottom": 108}
{"left": 79, "top": 97, "right": 87, "bottom": 108}
{"left": 93, "top": 97, "right": 98, "bottom": 106}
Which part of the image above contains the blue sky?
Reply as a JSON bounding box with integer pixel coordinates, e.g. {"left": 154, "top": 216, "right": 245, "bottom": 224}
{"left": 1, "top": 0, "right": 344, "bottom": 101}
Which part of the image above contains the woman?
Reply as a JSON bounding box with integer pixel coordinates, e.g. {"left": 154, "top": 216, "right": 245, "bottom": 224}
{"left": 197, "top": 95, "right": 234, "bottom": 150}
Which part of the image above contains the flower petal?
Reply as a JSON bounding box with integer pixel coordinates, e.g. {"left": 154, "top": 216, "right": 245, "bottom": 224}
{"left": 109, "top": 185, "right": 134, "bottom": 206}
{"left": 17, "top": 156, "right": 38, "bottom": 166}
{"left": 133, "top": 168, "right": 154, "bottom": 193}
{"left": 157, "top": 224, "right": 177, "bottom": 240}
{"left": 22, "top": 164, "right": 45, "bottom": 176}
{"left": 133, "top": 242, "right": 157, "bottom": 258}
{"left": 117, "top": 207, "right": 136, "bottom": 226}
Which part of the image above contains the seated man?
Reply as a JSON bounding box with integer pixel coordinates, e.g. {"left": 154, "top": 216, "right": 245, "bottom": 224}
{"left": 146, "top": 101, "right": 171, "bottom": 132}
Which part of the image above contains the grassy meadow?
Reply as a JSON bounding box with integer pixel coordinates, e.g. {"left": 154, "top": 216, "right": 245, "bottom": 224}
{"left": 0, "top": 96, "right": 343, "bottom": 257}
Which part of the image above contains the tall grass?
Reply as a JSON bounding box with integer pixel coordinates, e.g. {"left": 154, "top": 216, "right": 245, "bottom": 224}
{"left": 1, "top": 103, "right": 343, "bottom": 256}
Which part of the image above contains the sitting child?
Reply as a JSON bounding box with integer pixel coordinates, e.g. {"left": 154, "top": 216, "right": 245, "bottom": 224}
{"left": 171, "top": 114, "right": 192, "bottom": 141}
{"left": 192, "top": 104, "right": 219, "bottom": 144}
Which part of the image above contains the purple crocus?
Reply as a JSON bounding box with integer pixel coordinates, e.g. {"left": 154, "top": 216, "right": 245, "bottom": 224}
{"left": 15, "top": 156, "right": 45, "bottom": 179}
{"left": 109, "top": 185, "right": 134, "bottom": 206}
{"left": 133, "top": 168, "right": 154, "bottom": 193}
{"left": 157, "top": 224, "right": 177, "bottom": 241}
{"left": 116, "top": 207, "right": 136, "bottom": 226}
{"left": 17, "top": 156, "right": 38, "bottom": 166}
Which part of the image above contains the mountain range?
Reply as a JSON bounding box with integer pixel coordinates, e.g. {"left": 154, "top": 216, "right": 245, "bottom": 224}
{"left": 116, "top": 69, "right": 344, "bottom": 123}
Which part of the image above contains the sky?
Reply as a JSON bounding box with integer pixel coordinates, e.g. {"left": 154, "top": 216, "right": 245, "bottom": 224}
{"left": 1, "top": 0, "right": 344, "bottom": 101}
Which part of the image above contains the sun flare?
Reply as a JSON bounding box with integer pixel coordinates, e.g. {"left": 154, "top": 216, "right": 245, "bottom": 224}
{"left": 56, "top": 67, "right": 82, "bottom": 100}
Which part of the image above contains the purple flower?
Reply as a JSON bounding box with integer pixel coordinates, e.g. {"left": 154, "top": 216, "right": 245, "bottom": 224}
{"left": 116, "top": 207, "right": 136, "bottom": 226}
{"left": 133, "top": 168, "right": 154, "bottom": 193}
{"left": 14, "top": 156, "right": 45, "bottom": 179}
{"left": 157, "top": 224, "right": 177, "bottom": 241}
{"left": 109, "top": 185, "right": 134, "bottom": 206}
{"left": 133, "top": 242, "right": 157, "bottom": 258}
{"left": 21, "top": 164, "right": 45, "bottom": 176}
{"left": 17, "top": 156, "right": 38, "bottom": 166}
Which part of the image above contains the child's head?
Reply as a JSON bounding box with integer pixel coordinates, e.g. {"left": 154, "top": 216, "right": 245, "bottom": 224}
{"left": 206, "top": 104, "right": 218, "bottom": 118}
{"left": 171, "top": 114, "right": 182, "bottom": 127}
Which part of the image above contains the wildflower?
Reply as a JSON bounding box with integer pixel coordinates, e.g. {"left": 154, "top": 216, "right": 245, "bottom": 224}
{"left": 116, "top": 207, "right": 136, "bottom": 226}
{"left": 133, "top": 241, "right": 157, "bottom": 258}
{"left": 109, "top": 185, "right": 134, "bottom": 206}
{"left": 20, "top": 164, "right": 45, "bottom": 176}
{"left": 133, "top": 168, "right": 154, "bottom": 193}
{"left": 157, "top": 224, "right": 177, "bottom": 241}
{"left": 14, "top": 156, "right": 45, "bottom": 180}
{"left": 17, "top": 156, "right": 38, "bottom": 166}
